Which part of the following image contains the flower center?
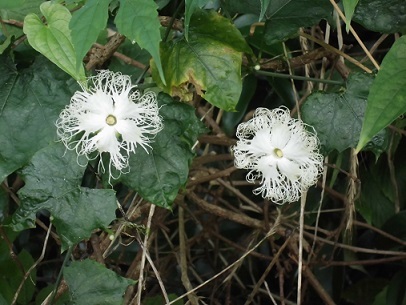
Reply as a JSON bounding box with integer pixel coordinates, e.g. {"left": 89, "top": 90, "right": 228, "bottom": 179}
{"left": 105, "top": 114, "right": 117, "bottom": 126}
{"left": 274, "top": 148, "right": 283, "bottom": 158}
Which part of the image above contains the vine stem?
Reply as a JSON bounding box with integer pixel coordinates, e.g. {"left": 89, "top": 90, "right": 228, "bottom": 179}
{"left": 46, "top": 245, "right": 74, "bottom": 305}
{"left": 297, "top": 192, "right": 307, "bottom": 305}
{"left": 255, "top": 70, "right": 345, "bottom": 86}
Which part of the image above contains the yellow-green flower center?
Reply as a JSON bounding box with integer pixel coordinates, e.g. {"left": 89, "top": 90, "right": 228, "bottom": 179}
{"left": 106, "top": 114, "right": 117, "bottom": 126}
{"left": 274, "top": 148, "right": 283, "bottom": 158}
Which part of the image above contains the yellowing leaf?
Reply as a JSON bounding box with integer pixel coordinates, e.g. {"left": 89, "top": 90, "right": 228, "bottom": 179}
{"left": 151, "top": 9, "right": 252, "bottom": 111}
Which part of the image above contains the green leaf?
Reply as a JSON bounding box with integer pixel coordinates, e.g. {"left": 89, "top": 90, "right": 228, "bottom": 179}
{"left": 0, "top": 0, "right": 43, "bottom": 46}
{"left": 144, "top": 294, "right": 184, "bottom": 305}
{"left": 184, "top": 0, "right": 211, "bottom": 40}
{"left": 342, "top": 278, "right": 389, "bottom": 305}
{"left": 185, "top": 0, "right": 199, "bottom": 41}
{"left": 353, "top": 0, "right": 406, "bottom": 34}
{"left": 220, "top": 0, "right": 261, "bottom": 15}
{"left": 23, "top": 2, "right": 86, "bottom": 82}
{"left": 11, "top": 143, "right": 117, "bottom": 251}
{"left": 381, "top": 211, "right": 406, "bottom": 242}
{"left": 259, "top": 0, "right": 270, "bottom": 21}
{"left": 70, "top": 0, "right": 110, "bottom": 70}
{"left": 0, "top": 56, "right": 78, "bottom": 182}
{"left": 343, "top": 0, "right": 359, "bottom": 32}
{"left": 302, "top": 73, "right": 389, "bottom": 155}
{"left": 0, "top": 187, "right": 7, "bottom": 222}
{"left": 64, "top": 260, "right": 134, "bottom": 305}
{"left": 0, "top": 0, "right": 24, "bottom": 9}
{"left": 0, "top": 248, "right": 36, "bottom": 304}
{"left": 0, "top": 0, "right": 42, "bottom": 19}
{"left": 356, "top": 36, "right": 406, "bottom": 152}
{"left": 156, "top": 0, "right": 171, "bottom": 9}
{"left": 108, "top": 39, "right": 152, "bottom": 80}
{"left": 221, "top": 75, "right": 257, "bottom": 136}
{"left": 386, "top": 270, "right": 406, "bottom": 305}
{"left": 0, "top": 36, "right": 12, "bottom": 54}
{"left": 373, "top": 287, "right": 388, "bottom": 305}
{"left": 264, "top": 0, "right": 332, "bottom": 45}
{"left": 357, "top": 158, "right": 396, "bottom": 228}
{"left": 120, "top": 93, "right": 206, "bottom": 209}
{"left": 151, "top": 9, "right": 252, "bottom": 111}
{"left": 115, "top": 0, "right": 166, "bottom": 85}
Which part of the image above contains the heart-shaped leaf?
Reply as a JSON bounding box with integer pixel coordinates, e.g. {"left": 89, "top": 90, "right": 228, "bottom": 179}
{"left": 23, "top": 2, "right": 86, "bottom": 81}
{"left": 302, "top": 72, "right": 389, "bottom": 155}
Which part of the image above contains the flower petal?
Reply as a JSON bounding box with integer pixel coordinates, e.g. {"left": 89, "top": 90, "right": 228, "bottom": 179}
{"left": 233, "top": 106, "right": 323, "bottom": 204}
{"left": 277, "top": 158, "right": 301, "bottom": 181}
{"left": 270, "top": 122, "right": 290, "bottom": 149}
{"left": 56, "top": 70, "right": 163, "bottom": 181}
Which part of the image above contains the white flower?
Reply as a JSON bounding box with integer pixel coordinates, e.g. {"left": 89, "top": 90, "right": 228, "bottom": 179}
{"left": 233, "top": 107, "right": 323, "bottom": 204}
{"left": 56, "top": 70, "right": 163, "bottom": 180}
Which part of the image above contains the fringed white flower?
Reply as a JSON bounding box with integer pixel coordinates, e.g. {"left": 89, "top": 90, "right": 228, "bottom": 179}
{"left": 56, "top": 70, "right": 163, "bottom": 180}
{"left": 233, "top": 107, "right": 323, "bottom": 204}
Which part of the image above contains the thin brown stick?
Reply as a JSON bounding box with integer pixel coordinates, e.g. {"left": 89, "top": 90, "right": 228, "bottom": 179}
{"left": 1, "top": 182, "right": 60, "bottom": 243}
{"left": 360, "top": 34, "right": 389, "bottom": 63}
{"left": 354, "top": 220, "right": 406, "bottom": 247}
{"left": 12, "top": 224, "right": 53, "bottom": 305}
{"left": 93, "top": 43, "right": 147, "bottom": 70}
{"left": 86, "top": 33, "right": 126, "bottom": 70}
{"left": 303, "top": 267, "right": 336, "bottom": 305}
{"left": 0, "top": 226, "right": 26, "bottom": 275}
{"left": 1, "top": 19, "right": 23, "bottom": 27}
{"left": 192, "top": 153, "right": 234, "bottom": 167}
{"left": 198, "top": 135, "right": 237, "bottom": 146}
{"left": 188, "top": 166, "right": 238, "bottom": 187}
{"left": 178, "top": 205, "right": 199, "bottom": 305}
{"left": 243, "top": 235, "right": 292, "bottom": 305}
{"left": 387, "top": 132, "right": 400, "bottom": 212}
{"left": 329, "top": 0, "right": 380, "bottom": 70}
{"left": 299, "top": 31, "right": 373, "bottom": 74}
{"left": 197, "top": 107, "right": 224, "bottom": 135}
{"left": 320, "top": 255, "right": 405, "bottom": 266}
{"left": 300, "top": 229, "right": 406, "bottom": 256}
{"left": 209, "top": 229, "right": 274, "bottom": 261}
{"left": 388, "top": 124, "right": 406, "bottom": 136}
{"left": 187, "top": 191, "right": 266, "bottom": 230}
{"left": 89, "top": 234, "right": 105, "bottom": 265}
{"left": 246, "top": 48, "right": 334, "bottom": 72}
{"left": 297, "top": 193, "right": 307, "bottom": 305}
{"left": 217, "top": 178, "right": 262, "bottom": 213}
{"left": 159, "top": 16, "right": 183, "bottom": 31}
{"left": 167, "top": 213, "right": 282, "bottom": 305}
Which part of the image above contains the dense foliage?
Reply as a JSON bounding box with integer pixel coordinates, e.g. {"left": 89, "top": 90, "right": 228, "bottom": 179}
{"left": 0, "top": 0, "right": 406, "bottom": 304}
